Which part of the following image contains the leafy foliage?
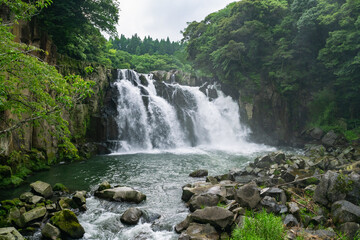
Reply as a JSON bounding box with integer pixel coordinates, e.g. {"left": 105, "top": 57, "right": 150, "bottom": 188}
{"left": 0, "top": 0, "right": 95, "bottom": 160}
{"left": 231, "top": 209, "right": 285, "bottom": 240}
{"left": 37, "top": 0, "right": 119, "bottom": 61}
{"left": 182, "top": 0, "right": 360, "bottom": 139}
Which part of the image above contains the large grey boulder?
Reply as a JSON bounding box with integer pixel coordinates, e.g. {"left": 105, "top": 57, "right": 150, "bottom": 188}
{"left": 235, "top": 182, "right": 261, "bottom": 209}
{"left": 0, "top": 227, "right": 25, "bottom": 240}
{"left": 95, "top": 186, "right": 146, "bottom": 204}
{"left": 30, "top": 181, "right": 53, "bottom": 198}
{"left": 314, "top": 171, "right": 346, "bottom": 206}
{"left": 120, "top": 208, "right": 143, "bottom": 225}
{"left": 21, "top": 206, "right": 47, "bottom": 224}
{"left": 41, "top": 223, "right": 61, "bottom": 240}
{"left": 321, "top": 130, "right": 338, "bottom": 147}
{"left": 188, "top": 193, "right": 221, "bottom": 212}
{"left": 331, "top": 200, "right": 360, "bottom": 224}
{"left": 178, "top": 223, "right": 219, "bottom": 240}
{"left": 175, "top": 215, "right": 192, "bottom": 233}
{"left": 190, "top": 206, "right": 234, "bottom": 230}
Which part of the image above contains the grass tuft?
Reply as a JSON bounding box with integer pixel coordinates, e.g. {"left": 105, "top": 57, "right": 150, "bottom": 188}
{"left": 231, "top": 209, "right": 286, "bottom": 240}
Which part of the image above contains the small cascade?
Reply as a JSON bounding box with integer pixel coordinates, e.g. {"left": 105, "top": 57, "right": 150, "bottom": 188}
{"left": 109, "top": 69, "right": 251, "bottom": 152}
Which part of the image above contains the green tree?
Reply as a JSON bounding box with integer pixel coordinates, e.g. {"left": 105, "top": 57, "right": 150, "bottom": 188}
{"left": 37, "top": 0, "right": 119, "bottom": 61}
{"left": 0, "top": 0, "right": 95, "bottom": 159}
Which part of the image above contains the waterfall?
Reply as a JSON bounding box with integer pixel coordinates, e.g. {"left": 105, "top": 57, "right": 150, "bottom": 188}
{"left": 110, "top": 69, "right": 251, "bottom": 152}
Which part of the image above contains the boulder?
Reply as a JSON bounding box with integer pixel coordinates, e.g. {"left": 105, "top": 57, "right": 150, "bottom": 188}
{"left": 283, "top": 214, "right": 299, "bottom": 227}
{"left": 288, "top": 202, "right": 300, "bottom": 214}
{"left": 235, "top": 182, "right": 261, "bottom": 209}
{"left": 232, "top": 175, "right": 257, "bottom": 184}
{"left": 0, "top": 227, "right": 25, "bottom": 240}
{"left": 97, "top": 181, "right": 111, "bottom": 191}
{"left": 310, "top": 127, "right": 324, "bottom": 140}
{"left": 120, "top": 208, "right": 142, "bottom": 225}
{"left": 8, "top": 207, "right": 25, "bottom": 228}
{"left": 346, "top": 172, "right": 360, "bottom": 205}
{"left": 30, "top": 181, "right": 53, "bottom": 198}
{"left": 339, "top": 222, "right": 360, "bottom": 240}
{"left": 181, "top": 182, "right": 214, "bottom": 202}
{"left": 206, "top": 176, "right": 218, "bottom": 185}
{"left": 281, "top": 170, "right": 296, "bottom": 183}
{"left": 190, "top": 206, "right": 234, "bottom": 230}
{"left": 255, "top": 155, "right": 272, "bottom": 169}
{"left": 50, "top": 209, "right": 85, "bottom": 239}
{"left": 58, "top": 197, "right": 77, "bottom": 210}
{"left": 21, "top": 206, "right": 47, "bottom": 224}
{"left": 28, "top": 195, "right": 45, "bottom": 205}
{"left": 19, "top": 192, "right": 34, "bottom": 202}
{"left": 189, "top": 169, "right": 208, "bottom": 178}
{"left": 175, "top": 215, "right": 192, "bottom": 233}
{"left": 179, "top": 223, "right": 219, "bottom": 240}
{"left": 188, "top": 193, "right": 221, "bottom": 212}
{"left": 321, "top": 130, "right": 338, "bottom": 147}
{"left": 304, "top": 229, "right": 337, "bottom": 239}
{"left": 72, "top": 191, "right": 86, "bottom": 207}
{"left": 95, "top": 186, "right": 146, "bottom": 204}
{"left": 331, "top": 200, "right": 360, "bottom": 224}
{"left": 273, "top": 152, "right": 286, "bottom": 164}
{"left": 260, "top": 196, "right": 280, "bottom": 214}
{"left": 314, "top": 171, "right": 346, "bottom": 206}
{"left": 260, "top": 187, "right": 287, "bottom": 204}
{"left": 41, "top": 223, "right": 61, "bottom": 240}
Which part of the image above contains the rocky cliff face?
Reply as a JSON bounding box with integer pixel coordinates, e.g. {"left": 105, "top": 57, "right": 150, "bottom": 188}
{"left": 0, "top": 17, "right": 114, "bottom": 162}
{"left": 236, "top": 81, "right": 310, "bottom": 147}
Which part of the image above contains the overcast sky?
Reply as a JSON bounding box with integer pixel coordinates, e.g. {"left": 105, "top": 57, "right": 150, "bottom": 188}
{"left": 116, "top": 0, "right": 236, "bottom": 41}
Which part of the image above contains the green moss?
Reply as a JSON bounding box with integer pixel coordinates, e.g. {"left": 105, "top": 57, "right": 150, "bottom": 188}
{"left": 306, "top": 177, "right": 319, "bottom": 185}
{"left": 53, "top": 183, "right": 69, "bottom": 192}
{"left": 50, "top": 210, "right": 85, "bottom": 238}
{"left": 335, "top": 173, "right": 353, "bottom": 194}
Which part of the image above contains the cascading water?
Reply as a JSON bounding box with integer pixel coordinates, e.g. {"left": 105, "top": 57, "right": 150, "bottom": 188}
{"left": 7, "top": 69, "right": 275, "bottom": 240}
{"left": 110, "top": 69, "right": 254, "bottom": 153}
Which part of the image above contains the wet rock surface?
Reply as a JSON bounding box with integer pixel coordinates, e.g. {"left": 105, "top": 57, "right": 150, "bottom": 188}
{"left": 177, "top": 145, "right": 360, "bottom": 240}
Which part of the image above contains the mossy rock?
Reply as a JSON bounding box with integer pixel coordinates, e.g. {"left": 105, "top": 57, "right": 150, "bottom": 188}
{"left": 53, "top": 183, "right": 69, "bottom": 192}
{"left": 50, "top": 210, "right": 85, "bottom": 239}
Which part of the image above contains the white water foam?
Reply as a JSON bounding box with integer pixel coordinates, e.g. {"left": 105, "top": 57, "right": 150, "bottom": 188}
{"left": 111, "top": 69, "right": 274, "bottom": 155}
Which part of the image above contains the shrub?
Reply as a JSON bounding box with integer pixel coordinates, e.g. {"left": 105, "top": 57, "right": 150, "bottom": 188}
{"left": 231, "top": 209, "right": 286, "bottom": 240}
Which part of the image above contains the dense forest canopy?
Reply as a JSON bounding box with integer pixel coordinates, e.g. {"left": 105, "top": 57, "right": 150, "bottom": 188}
{"left": 182, "top": 0, "right": 360, "bottom": 140}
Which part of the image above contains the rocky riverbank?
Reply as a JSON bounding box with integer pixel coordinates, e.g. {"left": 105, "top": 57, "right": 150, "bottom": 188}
{"left": 177, "top": 143, "right": 360, "bottom": 239}
{"left": 0, "top": 180, "right": 148, "bottom": 239}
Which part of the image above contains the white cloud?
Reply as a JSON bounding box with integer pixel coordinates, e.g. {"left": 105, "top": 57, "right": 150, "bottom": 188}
{"left": 116, "top": 0, "right": 236, "bottom": 41}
